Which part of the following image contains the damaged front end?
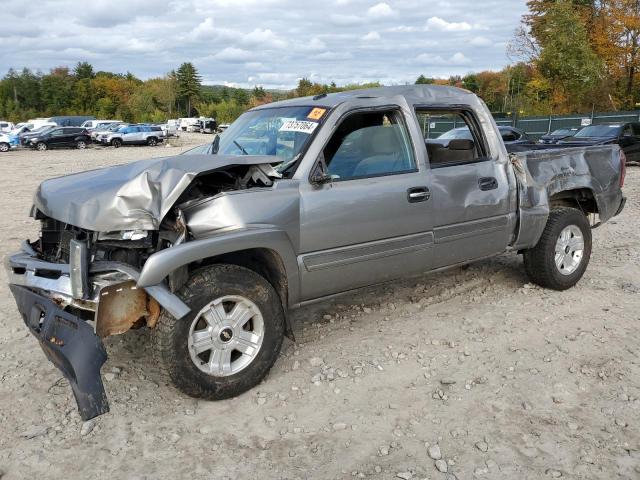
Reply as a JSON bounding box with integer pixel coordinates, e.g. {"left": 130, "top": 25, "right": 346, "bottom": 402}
{"left": 7, "top": 155, "right": 283, "bottom": 420}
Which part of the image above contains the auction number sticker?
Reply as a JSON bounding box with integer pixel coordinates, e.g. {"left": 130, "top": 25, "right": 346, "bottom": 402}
{"left": 307, "top": 108, "right": 327, "bottom": 121}
{"left": 279, "top": 120, "right": 319, "bottom": 134}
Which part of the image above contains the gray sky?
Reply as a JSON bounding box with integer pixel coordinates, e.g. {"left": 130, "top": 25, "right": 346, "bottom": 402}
{"left": 0, "top": 0, "right": 528, "bottom": 89}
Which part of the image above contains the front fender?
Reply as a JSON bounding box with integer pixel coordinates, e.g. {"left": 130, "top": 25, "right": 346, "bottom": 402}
{"left": 137, "top": 228, "right": 300, "bottom": 307}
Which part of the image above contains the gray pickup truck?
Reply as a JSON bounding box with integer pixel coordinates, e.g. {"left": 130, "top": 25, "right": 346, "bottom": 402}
{"left": 6, "top": 86, "right": 626, "bottom": 420}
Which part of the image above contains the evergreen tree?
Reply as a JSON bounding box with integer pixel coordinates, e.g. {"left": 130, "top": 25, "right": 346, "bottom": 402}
{"left": 176, "top": 62, "right": 202, "bottom": 116}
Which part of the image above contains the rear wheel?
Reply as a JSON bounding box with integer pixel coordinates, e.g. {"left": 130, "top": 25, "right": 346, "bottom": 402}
{"left": 36, "top": 142, "right": 47, "bottom": 151}
{"left": 523, "top": 207, "right": 592, "bottom": 290}
{"left": 0, "top": 142, "right": 9, "bottom": 152}
{"left": 152, "top": 264, "right": 285, "bottom": 400}
{"left": 147, "top": 137, "right": 158, "bottom": 146}
{"left": 111, "top": 138, "right": 122, "bottom": 148}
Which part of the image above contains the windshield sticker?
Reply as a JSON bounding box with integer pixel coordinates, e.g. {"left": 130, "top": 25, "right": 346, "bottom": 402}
{"left": 307, "top": 108, "right": 327, "bottom": 121}
{"left": 279, "top": 120, "right": 319, "bottom": 134}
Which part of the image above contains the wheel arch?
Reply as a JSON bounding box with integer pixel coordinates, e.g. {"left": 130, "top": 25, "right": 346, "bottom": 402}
{"left": 138, "top": 228, "right": 300, "bottom": 316}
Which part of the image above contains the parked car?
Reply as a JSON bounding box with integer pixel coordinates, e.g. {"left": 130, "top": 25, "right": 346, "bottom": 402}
{"left": 164, "top": 119, "right": 180, "bottom": 137}
{"left": 27, "top": 127, "right": 91, "bottom": 151}
{"left": 539, "top": 127, "right": 581, "bottom": 144}
{"left": 557, "top": 123, "right": 640, "bottom": 163}
{"left": 81, "top": 119, "right": 122, "bottom": 130}
{"left": 180, "top": 118, "right": 200, "bottom": 132}
{"left": 218, "top": 123, "right": 230, "bottom": 132}
{"left": 19, "top": 124, "right": 58, "bottom": 146}
{"left": 198, "top": 118, "right": 218, "bottom": 134}
{"left": 6, "top": 85, "right": 626, "bottom": 420}
{"left": 435, "top": 125, "right": 532, "bottom": 145}
{"left": 0, "top": 132, "right": 19, "bottom": 152}
{"left": 91, "top": 122, "right": 126, "bottom": 142}
{"left": 102, "top": 125, "right": 164, "bottom": 147}
{"left": 0, "top": 121, "right": 15, "bottom": 133}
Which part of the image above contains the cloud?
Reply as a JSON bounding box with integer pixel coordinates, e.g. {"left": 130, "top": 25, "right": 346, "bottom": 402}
{"left": 425, "top": 17, "right": 473, "bottom": 32}
{"left": 416, "top": 52, "right": 471, "bottom": 66}
{"left": 362, "top": 31, "right": 381, "bottom": 41}
{"left": 214, "top": 47, "right": 255, "bottom": 62}
{"left": 0, "top": 0, "right": 529, "bottom": 89}
{"left": 242, "top": 28, "right": 287, "bottom": 48}
{"left": 470, "top": 36, "right": 493, "bottom": 47}
{"left": 367, "top": 3, "right": 396, "bottom": 18}
{"left": 330, "top": 14, "right": 364, "bottom": 26}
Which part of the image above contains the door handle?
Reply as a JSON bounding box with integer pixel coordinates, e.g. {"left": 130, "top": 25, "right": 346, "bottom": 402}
{"left": 407, "top": 186, "right": 430, "bottom": 203}
{"left": 478, "top": 177, "right": 498, "bottom": 191}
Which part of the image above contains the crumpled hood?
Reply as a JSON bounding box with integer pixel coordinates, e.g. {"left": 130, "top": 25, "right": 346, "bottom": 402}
{"left": 33, "top": 153, "right": 281, "bottom": 231}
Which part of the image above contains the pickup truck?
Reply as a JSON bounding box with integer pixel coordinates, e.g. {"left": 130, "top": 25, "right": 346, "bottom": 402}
{"left": 6, "top": 85, "right": 626, "bottom": 420}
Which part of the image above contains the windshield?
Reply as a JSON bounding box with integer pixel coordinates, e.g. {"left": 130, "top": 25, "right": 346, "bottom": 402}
{"left": 550, "top": 129, "right": 575, "bottom": 136}
{"left": 574, "top": 125, "right": 621, "bottom": 138}
{"left": 216, "top": 106, "right": 326, "bottom": 171}
{"left": 438, "top": 128, "right": 472, "bottom": 140}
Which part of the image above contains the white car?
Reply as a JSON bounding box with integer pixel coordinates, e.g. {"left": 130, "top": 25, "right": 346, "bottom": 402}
{"left": 0, "top": 133, "right": 17, "bottom": 152}
{"left": 81, "top": 119, "right": 122, "bottom": 130}
{"left": 0, "top": 121, "right": 15, "bottom": 133}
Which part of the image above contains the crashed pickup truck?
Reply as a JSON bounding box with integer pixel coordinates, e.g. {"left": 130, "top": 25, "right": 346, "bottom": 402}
{"left": 6, "top": 85, "right": 626, "bottom": 420}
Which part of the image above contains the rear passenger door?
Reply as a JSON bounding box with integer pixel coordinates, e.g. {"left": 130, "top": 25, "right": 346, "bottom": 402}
{"left": 47, "top": 128, "right": 67, "bottom": 148}
{"left": 420, "top": 109, "right": 516, "bottom": 268}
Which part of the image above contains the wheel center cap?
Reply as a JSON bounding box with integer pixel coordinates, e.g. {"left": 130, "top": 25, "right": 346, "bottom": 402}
{"left": 565, "top": 246, "right": 571, "bottom": 254}
{"left": 219, "top": 327, "right": 233, "bottom": 343}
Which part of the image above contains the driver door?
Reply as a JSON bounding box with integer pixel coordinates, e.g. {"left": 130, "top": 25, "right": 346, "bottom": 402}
{"left": 297, "top": 107, "right": 434, "bottom": 301}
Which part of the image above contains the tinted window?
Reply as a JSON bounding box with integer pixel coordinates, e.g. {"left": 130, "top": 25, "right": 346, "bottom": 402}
{"left": 575, "top": 125, "right": 622, "bottom": 137}
{"left": 323, "top": 110, "right": 416, "bottom": 181}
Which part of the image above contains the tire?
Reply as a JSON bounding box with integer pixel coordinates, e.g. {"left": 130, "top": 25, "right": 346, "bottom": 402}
{"left": 36, "top": 142, "right": 47, "bottom": 151}
{"left": 76, "top": 140, "right": 87, "bottom": 149}
{"left": 111, "top": 138, "right": 122, "bottom": 148}
{"left": 0, "top": 142, "right": 9, "bottom": 153}
{"left": 152, "top": 264, "right": 285, "bottom": 400}
{"left": 523, "top": 207, "right": 592, "bottom": 290}
{"left": 147, "top": 137, "right": 158, "bottom": 146}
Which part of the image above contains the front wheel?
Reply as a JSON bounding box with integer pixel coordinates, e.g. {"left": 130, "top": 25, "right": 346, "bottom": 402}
{"left": 76, "top": 140, "right": 87, "bottom": 149}
{"left": 152, "top": 264, "right": 285, "bottom": 400}
{"left": 36, "top": 142, "right": 47, "bottom": 151}
{"left": 0, "top": 142, "right": 9, "bottom": 152}
{"left": 147, "top": 137, "right": 158, "bottom": 146}
{"left": 523, "top": 207, "right": 592, "bottom": 290}
{"left": 111, "top": 138, "right": 122, "bottom": 148}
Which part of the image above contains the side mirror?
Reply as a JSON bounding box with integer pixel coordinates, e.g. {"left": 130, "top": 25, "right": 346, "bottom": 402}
{"left": 310, "top": 172, "right": 333, "bottom": 185}
{"left": 310, "top": 153, "right": 332, "bottom": 186}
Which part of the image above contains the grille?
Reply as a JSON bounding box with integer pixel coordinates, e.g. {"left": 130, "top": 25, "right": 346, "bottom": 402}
{"left": 39, "top": 217, "right": 87, "bottom": 263}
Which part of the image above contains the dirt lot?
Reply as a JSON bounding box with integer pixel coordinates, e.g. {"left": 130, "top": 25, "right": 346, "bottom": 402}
{"left": 0, "top": 137, "right": 638, "bottom": 480}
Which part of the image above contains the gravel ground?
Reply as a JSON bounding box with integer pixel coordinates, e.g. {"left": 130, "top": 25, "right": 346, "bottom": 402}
{"left": 0, "top": 138, "right": 638, "bottom": 480}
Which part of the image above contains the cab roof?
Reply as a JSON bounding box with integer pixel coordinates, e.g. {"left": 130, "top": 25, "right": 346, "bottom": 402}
{"left": 251, "top": 85, "right": 476, "bottom": 111}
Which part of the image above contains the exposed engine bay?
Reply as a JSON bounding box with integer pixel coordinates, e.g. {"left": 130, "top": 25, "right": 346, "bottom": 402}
{"left": 32, "top": 162, "right": 281, "bottom": 274}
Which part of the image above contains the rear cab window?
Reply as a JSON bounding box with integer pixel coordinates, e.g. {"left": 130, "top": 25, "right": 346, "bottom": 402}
{"left": 417, "top": 109, "right": 490, "bottom": 168}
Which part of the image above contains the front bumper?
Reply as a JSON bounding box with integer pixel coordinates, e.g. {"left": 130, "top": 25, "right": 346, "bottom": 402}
{"left": 10, "top": 284, "right": 109, "bottom": 420}
{"left": 6, "top": 241, "right": 190, "bottom": 419}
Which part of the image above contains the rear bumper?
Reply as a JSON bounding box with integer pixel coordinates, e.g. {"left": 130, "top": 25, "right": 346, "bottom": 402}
{"left": 10, "top": 284, "right": 109, "bottom": 420}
